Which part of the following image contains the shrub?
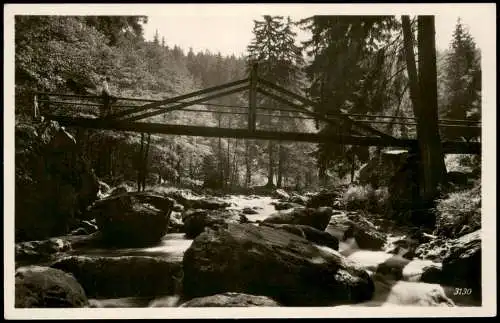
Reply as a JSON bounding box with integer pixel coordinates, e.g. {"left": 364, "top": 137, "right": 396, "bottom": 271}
{"left": 373, "top": 186, "right": 390, "bottom": 212}
{"left": 341, "top": 185, "right": 389, "bottom": 214}
{"left": 445, "top": 154, "right": 481, "bottom": 175}
{"left": 435, "top": 181, "right": 481, "bottom": 238}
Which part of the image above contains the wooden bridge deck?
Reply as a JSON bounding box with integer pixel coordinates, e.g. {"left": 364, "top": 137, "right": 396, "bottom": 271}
{"left": 45, "top": 114, "right": 481, "bottom": 154}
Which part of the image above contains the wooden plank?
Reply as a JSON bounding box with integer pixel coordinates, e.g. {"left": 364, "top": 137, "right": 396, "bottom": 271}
{"left": 109, "top": 78, "right": 249, "bottom": 119}
{"left": 43, "top": 115, "right": 481, "bottom": 154}
{"left": 121, "top": 86, "right": 250, "bottom": 122}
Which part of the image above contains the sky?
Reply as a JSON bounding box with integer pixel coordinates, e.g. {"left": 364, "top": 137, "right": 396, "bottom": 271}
{"left": 139, "top": 4, "right": 494, "bottom": 57}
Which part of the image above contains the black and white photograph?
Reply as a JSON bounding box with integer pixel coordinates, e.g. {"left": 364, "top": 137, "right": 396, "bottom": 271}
{"left": 4, "top": 3, "right": 496, "bottom": 319}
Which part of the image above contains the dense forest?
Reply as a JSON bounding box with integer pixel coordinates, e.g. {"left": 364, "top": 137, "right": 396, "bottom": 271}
{"left": 15, "top": 15, "right": 481, "bottom": 192}
{"left": 15, "top": 16, "right": 316, "bottom": 191}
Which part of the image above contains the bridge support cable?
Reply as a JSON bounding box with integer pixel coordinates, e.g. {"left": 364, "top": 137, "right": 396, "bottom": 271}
{"left": 257, "top": 77, "right": 401, "bottom": 143}
{"left": 120, "top": 85, "right": 250, "bottom": 122}
{"left": 256, "top": 87, "right": 366, "bottom": 137}
{"left": 108, "top": 78, "right": 250, "bottom": 120}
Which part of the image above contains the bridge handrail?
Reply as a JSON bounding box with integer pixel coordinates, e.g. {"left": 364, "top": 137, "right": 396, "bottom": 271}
{"left": 35, "top": 91, "right": 482, "bottom": 128}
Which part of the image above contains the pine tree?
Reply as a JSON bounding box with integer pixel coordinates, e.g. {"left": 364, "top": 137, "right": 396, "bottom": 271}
{"left": 246, "top": 15, "right": 305, "bottom": 187}
{"left": 300, "top": 15, "right": 400, "bottom": 184}
{"left": 153, "top": 29, "right": 160, "bottom": 45}
{"left": 441, "top": 18, "right": 481, "bottom": 141}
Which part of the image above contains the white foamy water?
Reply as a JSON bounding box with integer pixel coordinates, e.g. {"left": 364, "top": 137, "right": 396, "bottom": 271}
{"left": 67, "top": 233, "right": 193, "bottom": 262}
{"left": 402, "top": 260, "right": 442, "bottom": 282}
{"left": 347, "top": 250, "right": 395, "bottom": 272}
{"left": 383, "top": 281, "right": 455, "bottom": 306}
{"left": 225, "top": 195, "right": 281, "bottom": 222}
{"left": 334, "top": 280, "right": 455, "bottom": 308}
{"left": 140, "top": 233, "right": 194, "bottom": 255}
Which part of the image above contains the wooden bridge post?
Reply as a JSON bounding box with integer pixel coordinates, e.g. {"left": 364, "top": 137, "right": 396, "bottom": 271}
{"left": 248, "top": 63, "right": 258, "bottom": 132}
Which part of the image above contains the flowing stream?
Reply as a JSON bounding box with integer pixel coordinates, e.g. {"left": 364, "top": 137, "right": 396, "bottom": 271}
{"left": 58, "top": 194, "right": 479, "bottom": 308}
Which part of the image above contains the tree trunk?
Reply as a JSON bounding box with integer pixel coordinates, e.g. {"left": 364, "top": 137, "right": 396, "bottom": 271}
{"left": 350, "top": 154, "right": 356, "bottom": 184}
{"left": 318, "top": 161, "right": 327, "bottom": 187}
{"left": 402, "top": 16, "right": 423, "bottom": 137}
{"left": 231, "top": 139, "right": 239, "bottom": 187}
{"left": 277, "top": 143, "right": 284, "bottom": 188}
{"left": 226, "top": 121, "right": 231, "bottom": 189}
{"left": 417, "top": 15, "right": 447, "bottom": 201}
{"left": 137, "top": 133, "right": 145, "bottom": 192}
{"left": 108, "top": 145, "right": 113, "bottom": 178}
{"left": 218, "top": 115, "right": 223, "bottom": 189}
{"left": 141, "top": 133, "right": 151, "bottom": 191}
{"left": 245, "top": 140, "right": 252, "bottom": 188}
{"left": 402, "top": 15, "right": 447, "bottom": 218}
{"left": 266, "top": 141, "right": 275, "bottom": 187}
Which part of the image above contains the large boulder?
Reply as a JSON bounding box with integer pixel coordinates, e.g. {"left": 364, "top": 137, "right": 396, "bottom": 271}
{"left": 241, "top": 207, "right": 259, "bottom": 215}
{"left": 97, "top": 181, "right": 112, "bottom": 198}
{"left": 327, "top": 212, "right": 386, "bottom": 250}
{"left": 80, "top": 220, "right": 99, "bottom": 234}
{"left": 15, "top": 121, "right": 99, "bottom": 241}
{"left": 16, "top": 238, "right": 72, "bottom": 266}
{"left": 182, "top": 209, "right": 247, "bottom": 239}
{"left": 414, "top": 238, "right": 455, "bottom": 262}
{"left": 15, "top": 266, "right": 88, "bottom": 308}
{"left": 108, "top": 185, "right": 129, "bottom": 196}
{"left": 358, "top": 149, "right": 409, "bottom": 188}
{"left": 180, "top": 292, "right": 280, "bottom": 307}
{"left": 272, "top": 201, "right": 303, "bottom": 210}
{"left": 15, "top": 232, "right": 103, "bottom": 267}
{"left": 262, "top": 207, "right": 333, "bottom": 231}
{"left": 441, "top": 230, "right": 481, "bottom": 301}
{"left": 375, "top": 255, "right": 443, "bottom": 283}
{"left": 51, "top": 256, "right": 183, "bottom": 298}
{"left": 260, "top": 222, "right": 339, "bottom": 251}
{"left": 86, "top": 192, "right": 175, "bottom": 246}
{"left": 386, "top": 231, "right": 434, "bottom": 259}
{"left": 306, "top": 190, "right": 339, "bottom": 208}
{"left": 168, "top": 211, "right": 184, "bottom": 233}
{"left": 386, "top": 237, "right": 419, "bottom": 260}
{"left": 273, "top": 189, "right": 290, "bottom": 200}
{"left": 325, "top": 211, "right": 355, "bottom": 240}
{"left": 415, "top": 230, "right": 481, "bottom": 263}
{"left": 386, "top": 152, "right": 436, "bottom": 228}
{"left": 182, "top": 223, "right": 374, "bottom": 306}
{"left": 166, "top": 190, "right": 230, "bottom": 210}
{"left": 288, "top": 193, "right": 309, "bottom": 206}
{"left": 343, "top": 222, "right": 386, "bottom": 251}
{"left": 190, "top": 198, "right": 231, "bottom": 210}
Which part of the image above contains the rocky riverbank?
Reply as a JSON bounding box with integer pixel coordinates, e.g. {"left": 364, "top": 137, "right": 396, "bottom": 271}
{"left": 14, "top": 185, "right": 482, "bottom": 308}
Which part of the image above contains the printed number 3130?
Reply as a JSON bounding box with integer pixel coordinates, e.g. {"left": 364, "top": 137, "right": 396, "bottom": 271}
{"left": 454, "top": 288, "right": 472, "bottom": 296}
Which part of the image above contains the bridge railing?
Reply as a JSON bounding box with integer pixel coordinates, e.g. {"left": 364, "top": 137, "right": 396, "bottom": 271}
{"left": 34, "top": 91, "right": 481, "bottom": 142}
